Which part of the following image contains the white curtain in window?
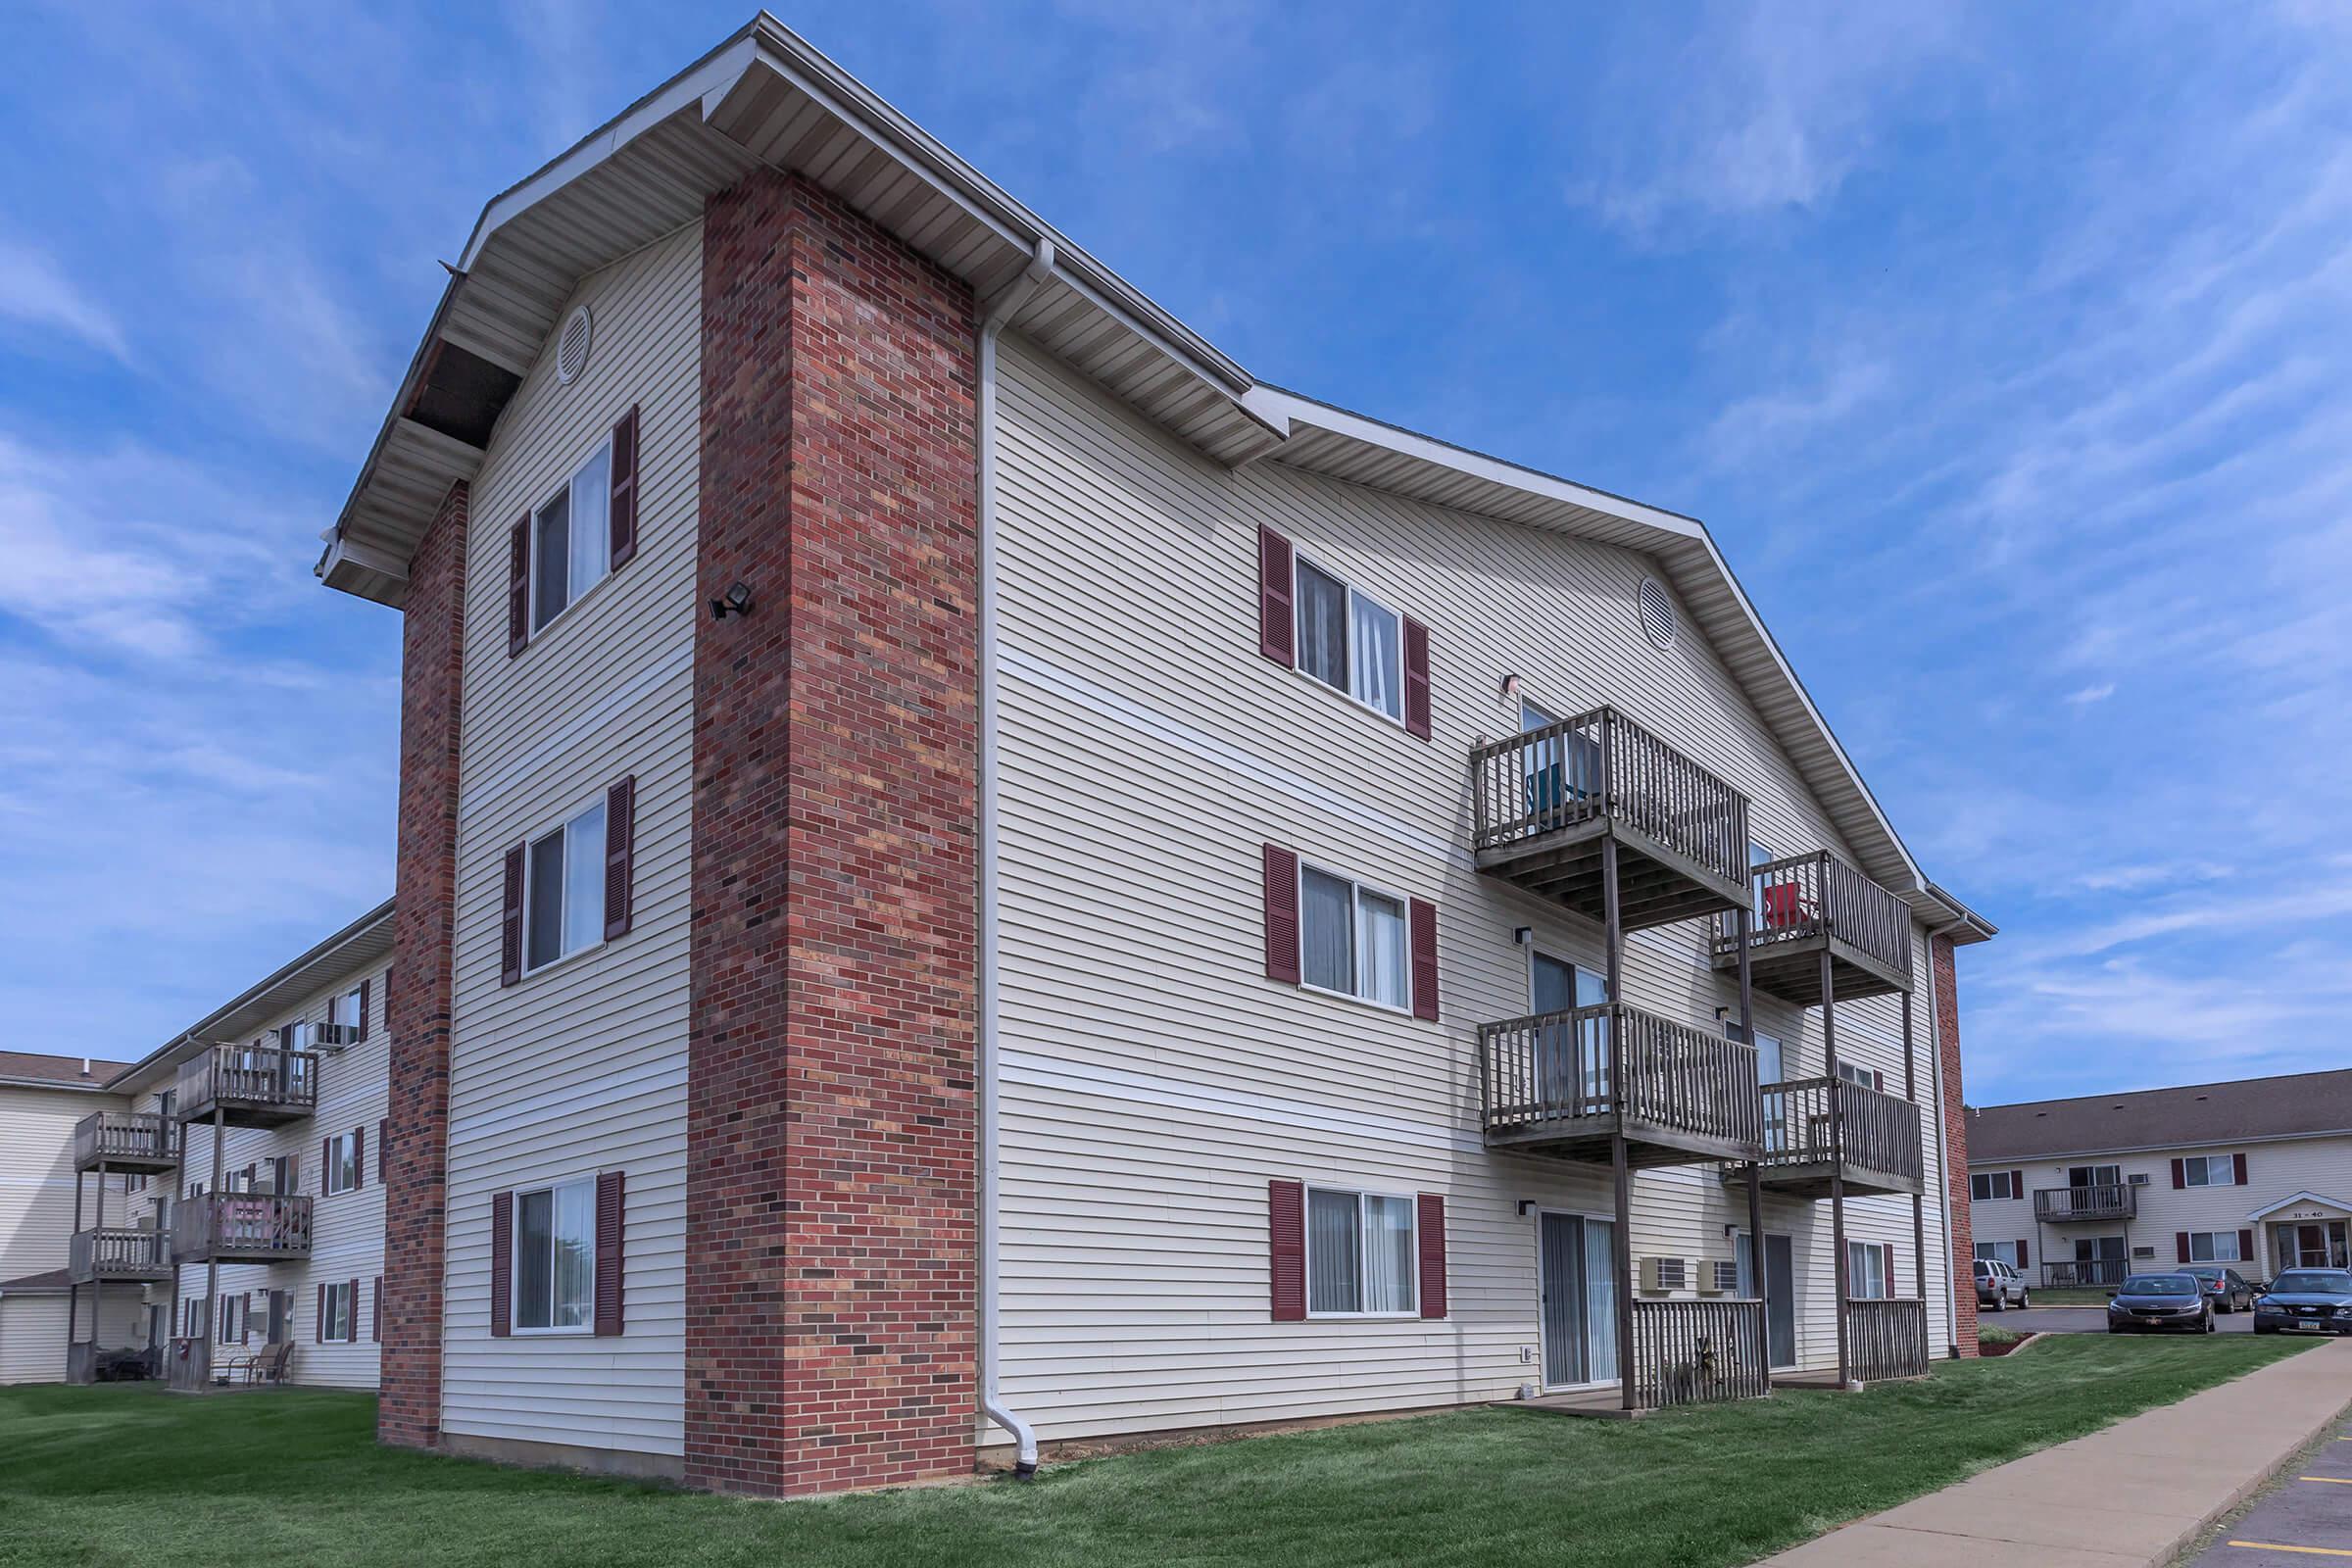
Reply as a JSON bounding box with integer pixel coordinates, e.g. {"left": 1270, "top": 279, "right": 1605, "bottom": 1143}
{"left": 1307, "top": 1189, "right": 1360, "bottom": 1313}
{"left": 568, "top": 446, "right": 612, "bottom": 596}
{"left": 1295, "top": 560, "right": 1348, "bottom": 690}
{"left": 1300, "top": 869, "right": 1353, "bottom": 994}
{"left": 1363, "top": 1195, "right": 1415, "bottom": 1313}
{"left": 1358, "top": 890, "right": 1406, "bottom": 1007}
{"left": 563, "top": 802, "right": 607, "bottom": 957}
{"left": 554, "top": 1181, "right": 595, "bottom": 1327}
{"left": 1351, "top": 594, "right": 1401, "bottom": 718}
{"left": 1585, "top": 1218, "right": 1618, "bottom": 1382}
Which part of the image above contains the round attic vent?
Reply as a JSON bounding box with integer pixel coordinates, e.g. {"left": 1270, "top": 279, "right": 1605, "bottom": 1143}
{"left": 555, "top": 305, "right": 592, "bottom": 386}
{"left": 1636, "top": 576, "right": 1676, "bottom": 650}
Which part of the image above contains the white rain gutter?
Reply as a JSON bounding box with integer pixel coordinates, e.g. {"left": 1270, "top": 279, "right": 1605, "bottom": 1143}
{"left": 975, "top": 234, "right": 1056, "bottom": 1479}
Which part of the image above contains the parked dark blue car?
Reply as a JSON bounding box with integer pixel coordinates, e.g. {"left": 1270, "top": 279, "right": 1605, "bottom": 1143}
{"left": 2106, "top": 1272, "right": 2216, "bottom": 1334}
{"left": 2253, "top": 1269, "right": 2352, "bottom": 1335}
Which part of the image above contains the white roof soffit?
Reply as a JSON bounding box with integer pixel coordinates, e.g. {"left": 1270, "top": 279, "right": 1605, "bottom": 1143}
{"left": 1254, "top": 387, "right": 1993, "bottom": 944}
{"left": 317, "top": 13, "right": 1281, "bottom": 610}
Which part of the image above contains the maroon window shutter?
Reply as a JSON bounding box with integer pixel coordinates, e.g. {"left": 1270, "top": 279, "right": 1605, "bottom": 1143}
{"left": 490, "top": 1191, "right": 514, "bottom": 1338}
{"left": 1882, "top": 1244, "right": 1896, "bottom": 1298}
{"left": 1408, "top": 898, "right": 1440, "bottom": 1022}
{"left": 1269, "top": 1179, "right": 1306, "bottom": 1321}
{"left": 500, "top": 844, "right": 525, "bottom": 987}
{"left": 1262, "top": 844, "right": 1300, "bottom": 984}
{"left": 609, "top": 405, "right": 640, "bottom": 570}
{"left": 603, "top": 775, "right": 636, "bottom": 942}
{"left": 594, "top": 1169, "right": 625, "bottom": 1337}
{"left": 2238, "top": 1229, "right": 2255, "bottom": 1264}
{"left": 1257, "top": 525, "right": 1296, "bottom": 666}
{"left": 2171, "top": 1158, "right": 2185, "bottom": 1190}
{"left": 243, "top": 1162, "right": 256, "bottom": 1190}
{"left": 357, "top": 979, "right": 370, "bottom": 1042}
{"left": 352, "top": 1125, "right": 366, "bottom": 1192}
{"left": 346, "top": 1279, "right": 361, "bottom": 1344}
{"left": 1401, "top": 615, "right": 1432, "bottom": 740}
{"left": 381, "top": 964, "right": 392, "bottom": 1034}
{"left": 2176, "top": 1232, "right": 2191, "bottom": 1263}
{"left": 507, "top": 514, "right": 530, "bottom": 657}
{"left": 1873, "top": 1070, "right": 1886, "bottom": 1093}
{"left": 377, "top": 1118, "right": 388, "bottom": 1184}
{"left": 2010, "top": 1170, "right": 2023, "bottom": 1199}
{"left": 373, "top": 1277, "right": 383, "bottom": 1343}
{"left": 315, "top": 1284, "right": 324, "bottom": 1344}
{"left": 2234, "top": 1152, "right": 2248, "bottom": 1186}
{"left": 1417, "top": 1194, "right": 1446, "bottom": 1319}
{"left": 2016, "top": 1239, "right": 2029, "bottom": 1266}
{"left": 320, "top": 1137, "right": 331, "bottom": 1193}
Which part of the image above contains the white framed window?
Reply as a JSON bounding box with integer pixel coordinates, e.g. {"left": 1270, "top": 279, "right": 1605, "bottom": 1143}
{"left": 1294, "top": 555, "right": 1404, "bottom": 723}
{"left": 1835, "top": 1060, "right": 1882, "bottom": 1092}
{"left": 523, "top": 797, "right": 608, "bottom": 973}
{"left": 528, "top": 441, "right": 614, "bottom": 635}
{"left": 277, "top": 1018, "right": 312, "bottom": 1052}
{"left": 2187, "top": 1231, "right": 2243, "bottom": 1262}
{"left": 1970, "top": 1171, "right": 2017, "bottom": 1202}
{"left": 323, "top": 1131, "right": 361, "bottom": 1197}
{"left": 1298, "top": 861, "right": 1410, "bottom": 1011}
{"left": 328, "top": 986, "right": 366, "bottom": 1031}
{"left": 321, "top": 1280, "right": 355, "bottom": 1342}
{"left": 1305, "top": 1186, "right": 1417, "bottom": 1316}
{"left": 514, "top": 1177, "right": 597, "bottom": 1333}
{"left": 2181, "top": 1154, "right": 2234, "bottom": 1187}
{"left": 1846, "top": 1240, "right": 1892, "bottom": 1299}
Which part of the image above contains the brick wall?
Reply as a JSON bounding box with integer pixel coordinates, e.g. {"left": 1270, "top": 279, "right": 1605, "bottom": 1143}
{"left": 1934, "top": 934, "right": 1979, "bottom": 1356}
{"left": 685, "top": 169, "right": 981, "bottom": 1495}
{"left": 379, "top": 480, "right": 467, "bottom": 1445}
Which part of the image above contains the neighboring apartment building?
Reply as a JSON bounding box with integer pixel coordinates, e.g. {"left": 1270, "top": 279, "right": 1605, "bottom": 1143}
{"left": 1969, "top": 1070, "right": 2352, "bottom": 1290}
{"left": 300, "top": 17, "right": 1994, "bottom": 1494}
{"left": 0, "top": 1053, "right": 134, "bottom": 1382}
{"left": 28, "top": 905, "right": 394, "bottom": 1390}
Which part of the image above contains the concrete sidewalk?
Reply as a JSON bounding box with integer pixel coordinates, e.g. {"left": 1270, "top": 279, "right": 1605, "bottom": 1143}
{"left": 1756, "top": 1340, "right": 2352, "bottom": 1566}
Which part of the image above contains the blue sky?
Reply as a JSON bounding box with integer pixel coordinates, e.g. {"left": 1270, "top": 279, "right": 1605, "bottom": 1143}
{"left": 3, "top": 2, "right": 2347, "bottom": 1106}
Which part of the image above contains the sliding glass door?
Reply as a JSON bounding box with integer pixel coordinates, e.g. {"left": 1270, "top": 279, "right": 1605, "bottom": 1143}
{"left": 1539, "top": 1211, "right": 1619, "bottom": 1388}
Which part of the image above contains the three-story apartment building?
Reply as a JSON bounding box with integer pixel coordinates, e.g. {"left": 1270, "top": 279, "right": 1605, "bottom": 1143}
{"left": 297, "top": 16, "right": 1992, "bottom": 1494}
{"left": 1969, "top": 1070, "right": 2352, "bottom": 1291}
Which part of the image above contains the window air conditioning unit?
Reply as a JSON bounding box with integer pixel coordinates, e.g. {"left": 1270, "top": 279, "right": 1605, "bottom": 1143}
{"left": 1641, "top": 1256, "right": 1689, "bottom": 1295}
{"left": 312, "top": 1023, "right": 362, "bottom": 1053}
{"left": 1706, "top": 1259, "right": 1741, "bottom": 1296}
{"left": 2128, "top": 1173, "right": 2151, "bottom": 1185}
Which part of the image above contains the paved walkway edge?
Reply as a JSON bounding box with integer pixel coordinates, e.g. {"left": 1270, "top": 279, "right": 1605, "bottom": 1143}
{"left": 1753, "top": 1341, "right": 2352, "bottom": 1566}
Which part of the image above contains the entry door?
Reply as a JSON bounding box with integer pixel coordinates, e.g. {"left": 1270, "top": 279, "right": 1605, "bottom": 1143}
{"left": 1540, "top": 1213, "right": 1619, "bottom": 1387}
{"left": 1737, "top": 1232, "right": 1798, "bottom": 1368}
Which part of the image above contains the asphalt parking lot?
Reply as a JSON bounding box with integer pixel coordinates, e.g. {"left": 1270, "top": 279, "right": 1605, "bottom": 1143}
{"left": 1996, "top": 1304, "right": 2256, "bottom": 1335}
{"left": 2184, "top": 1417, "right": 2352, "bottom": 1565}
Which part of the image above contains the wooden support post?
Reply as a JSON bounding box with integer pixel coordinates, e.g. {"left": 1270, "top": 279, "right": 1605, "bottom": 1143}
{"left": 1905, "top": 989, "right": 1925, "bottom": 1302}
{"left": 1604, "top": 834, "right": 1635, "bottom": 1410}
{"left": 204, "top": 1106, "right": 223, "bottom": 1390}
{"left": 93, "top": 1159, "right": 107, "bottom": 1366}
{"left": 1824, "top": 950, "right": 1848, "bottom": 1385}
{"left": 67, "top": 1167, "right": 83, "bottom": 1375}
{"left": 1738, "top": 906, "right": 1765, "bottom": 1338}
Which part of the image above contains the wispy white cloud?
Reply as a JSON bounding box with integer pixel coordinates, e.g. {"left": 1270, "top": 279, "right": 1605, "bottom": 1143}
{"left": 0, "top": 239, "right": 131, "bottom": 361}
{"left": 2063, "top": 682, "right": 2115, "bottom": 706}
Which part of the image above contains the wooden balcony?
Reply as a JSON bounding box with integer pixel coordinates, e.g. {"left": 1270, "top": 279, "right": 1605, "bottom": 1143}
{"left": 2035, "top": 1184, "right": 2135, "bottom": 1223}
{"left": 1471, "top": 707, "right": 1750, "bottom": 933}
{"left": 70, "top": 1226, "right": 174, "bottom": 1284}
{"left": 1844, "top": 1298, "right": 1932, "bottom": 1383}
{"left": 172, "top": 1194, "right": 314, "bottom": 1264}
{"left": 2041, "top": 1258, "right": 2128, "bottom": 1290}
{"left": 1628, "top": 1298, "right": 1771, "bottom": 1409}
{"left": 1479, "top": 1002, "right": 1764, "bottom": 1167}
{"left": 1710, "top": 850, "right": 1914, "bottom": 1005}
{"left": 73, "top": 1110, "right": 180, "bottom": 1173}
{"left": 173, "top": 1044, "right": 318, "bottom": 1129}
{"left": 1729, "top": 1076, "right": 1925, "bottom": 1200}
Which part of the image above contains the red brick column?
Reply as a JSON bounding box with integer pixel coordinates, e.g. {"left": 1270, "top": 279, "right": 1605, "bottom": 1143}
{"left": 379, "top": 479, "right": 467, "bottom": 1446}
{"left": 1934, "top": 934, "right": 1979, "bottom": 1357}
{"left": 686, "top": 169, "right": 981, "bottom": 1495}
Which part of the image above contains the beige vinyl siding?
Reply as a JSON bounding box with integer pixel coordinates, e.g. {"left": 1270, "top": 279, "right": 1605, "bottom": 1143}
{"left": 0, "top": 1082, "right": 138, "bottom": 1383}
{"left": 1, "top": 1295, "right": 140, "bottom": 1384}
{"left": 992, "top": 334, "right": 1950, "bottom": 1441}
{"left": 156, "top": 959, "right": 389, "bottom": 1388}
{"left": 440, "top": 219, "right": 699, "bottom": 1459}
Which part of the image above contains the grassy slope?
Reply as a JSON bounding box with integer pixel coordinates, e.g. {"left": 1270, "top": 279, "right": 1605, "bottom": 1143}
{"left": 0, "top": 1336, "right": 2312, "bottom": 1568}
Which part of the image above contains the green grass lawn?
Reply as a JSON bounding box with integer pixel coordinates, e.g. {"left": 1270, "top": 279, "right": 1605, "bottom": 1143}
{"left": 0, "top": 1336, "right": 2313, "bottom": 1568}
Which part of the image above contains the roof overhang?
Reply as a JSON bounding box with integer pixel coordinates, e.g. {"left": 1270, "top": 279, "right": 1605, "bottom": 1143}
{"left": 314, "top": 13, "right": 1989, "bottom": 942}
{"left": 2247, "top": 1192, "right": 2352, "bottom": 1223}
{"left": 104, "top": 900, "right": 395, "bottom": 1098}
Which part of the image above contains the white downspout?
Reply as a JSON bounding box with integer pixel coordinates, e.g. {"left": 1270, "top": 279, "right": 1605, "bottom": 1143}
{"left": 977, "top": 235, "right": 1054, "bottom": 1479}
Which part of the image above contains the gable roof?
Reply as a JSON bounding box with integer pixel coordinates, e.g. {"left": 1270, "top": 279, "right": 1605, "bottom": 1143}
{"left": 314, "top": 13, "right": 1990, "bottom": 943}
{"left": 0, "top": 1052, "right": 130, "bottom": 1093}
{"left": 2247, "top": 1192, "right": 2352, "bottom": 1222}
{"left": 1968, "top": 1069, "right": 2352, "bottom": 1163}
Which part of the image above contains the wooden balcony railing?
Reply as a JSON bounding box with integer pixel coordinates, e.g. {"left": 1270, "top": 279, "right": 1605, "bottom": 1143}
{"left": 1711, "top": 850, "right": 1913, "bottom": 982}
{"left": 2034, "top": 1184, "right": 2135, "bottom": 1223}
{"left": 1845, "top": 1298, "right": 1931, "bottom": 1382}
{"left": 2041, "top": 1258, "right": 2129, "bottom": 1289}
{"left": 172, "top": 1194, "right": 313, "bottom": 1262}
{"left": 72, "top": 1111, "right": 178, "bottom": 1169}
{"left": 1470, "top": 706, "right": 1749, "bottom": 886}
{"left": 1480, "top": 1003, "right": 1764, "bottom": 1157}
{"left": 1758, "top": 1077, "right": 1924, "bottom": 1187}
{"left": 70, "top": 1227, "right": 172, "bottom": 1281}
{"left": 174, "top": 1044, "right": 318, "bottom": 1122}
{"left": 1628, "top": 1298, "right": 1771, "bottom": 1408}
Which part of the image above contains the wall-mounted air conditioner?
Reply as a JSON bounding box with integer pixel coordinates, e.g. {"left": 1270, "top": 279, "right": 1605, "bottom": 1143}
{"left": 311, "top": 1023, "right": 362, "bottom": 1053}
{"left": 1641, "top": 1256, "right": 1689, "bottom": 1294}
{"left": 1706, "top": 1259, "right": 1741, "bottom": 1296}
